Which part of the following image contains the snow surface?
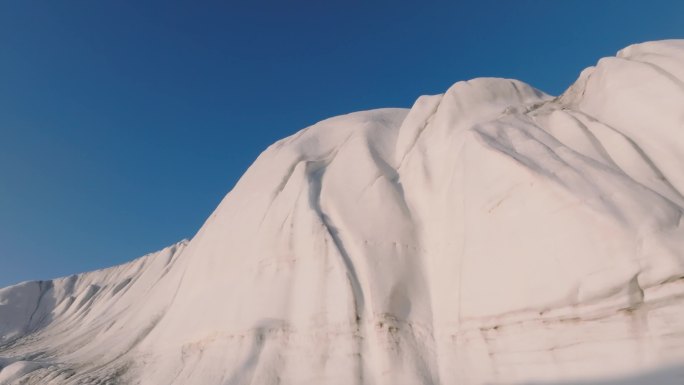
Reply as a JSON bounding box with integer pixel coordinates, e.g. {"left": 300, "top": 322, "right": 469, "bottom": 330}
{"left": 2, "top": 40, "right": 684, "bottom": 385}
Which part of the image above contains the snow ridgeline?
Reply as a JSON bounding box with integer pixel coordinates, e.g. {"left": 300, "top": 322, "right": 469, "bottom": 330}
{"left": 1, "top": 40, "right": 684, "bottom": 385}
{"left": 0, "top": 241, "right": 188, "bottom": 384}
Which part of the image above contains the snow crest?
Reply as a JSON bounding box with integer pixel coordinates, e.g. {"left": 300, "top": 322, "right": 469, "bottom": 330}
{"left": 2, "top": 40, "right": 684, "bottom": 385}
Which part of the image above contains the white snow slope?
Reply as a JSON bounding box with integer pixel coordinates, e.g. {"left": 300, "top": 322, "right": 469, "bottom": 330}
{"left": 2, "top": 40, "right": 684, "bottom": 385}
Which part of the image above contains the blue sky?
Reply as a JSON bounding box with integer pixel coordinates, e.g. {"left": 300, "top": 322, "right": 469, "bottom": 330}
{"left": 1, "top": 1, "right": 683, "bottom": 287}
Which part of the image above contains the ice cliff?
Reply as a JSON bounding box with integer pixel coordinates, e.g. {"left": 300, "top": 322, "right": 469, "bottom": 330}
{"left": 1, "top": 40, "right": 684, "bottom": 385}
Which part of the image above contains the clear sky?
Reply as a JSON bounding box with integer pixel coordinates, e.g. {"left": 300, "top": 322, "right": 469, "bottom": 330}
{"left": 1, "top": 1, "right": 683, "bottom": 287}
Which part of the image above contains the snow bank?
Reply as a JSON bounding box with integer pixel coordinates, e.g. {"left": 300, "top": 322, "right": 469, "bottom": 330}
{"left": 1, "top": 40, "right": 684, "bottom": 385}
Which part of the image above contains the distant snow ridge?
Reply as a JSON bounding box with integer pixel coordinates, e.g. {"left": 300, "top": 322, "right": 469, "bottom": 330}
{"left": 2, "top": 40, "right": 684, "bottom": 385}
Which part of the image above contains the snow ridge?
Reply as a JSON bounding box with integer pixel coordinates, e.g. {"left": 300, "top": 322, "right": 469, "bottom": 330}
{"left": 2, "top": 40, "right": 684, "bottom": 385}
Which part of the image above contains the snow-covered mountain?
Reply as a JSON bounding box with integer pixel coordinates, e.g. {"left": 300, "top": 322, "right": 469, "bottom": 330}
{"left": 2, "top": 40, "right": 684, "bottom": 385}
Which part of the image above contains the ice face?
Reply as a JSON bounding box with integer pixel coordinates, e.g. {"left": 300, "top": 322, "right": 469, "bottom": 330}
{"left": 2, "top": 40, "right": 684, "bottom": 385}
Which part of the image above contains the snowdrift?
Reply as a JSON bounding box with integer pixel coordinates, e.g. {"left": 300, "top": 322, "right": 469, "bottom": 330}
{"left": 2, "top": 40, "right": 684, "bottom": 385}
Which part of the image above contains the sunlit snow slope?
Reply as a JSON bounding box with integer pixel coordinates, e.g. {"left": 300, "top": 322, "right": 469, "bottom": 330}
{"left": 2, "top": 40, "right": 684, "bottom": 385}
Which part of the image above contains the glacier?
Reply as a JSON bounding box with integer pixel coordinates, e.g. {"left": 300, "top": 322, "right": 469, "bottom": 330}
{"left": 1, "top": 40, "right": 684, "bottom": 385}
